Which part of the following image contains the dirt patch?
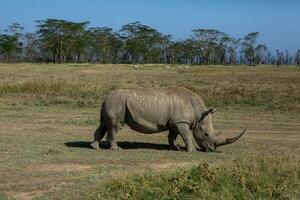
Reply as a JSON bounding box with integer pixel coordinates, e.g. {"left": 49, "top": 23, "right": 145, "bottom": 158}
{"left": 0, "top": 122, "right": 57, "bottom": 135}
{"left": 10, "top": 190, "right": 48, "bottom": 200}
{"left": 7, "top": 176, "right": 83, "bottom": 200}
{"left": 26, "top": 164, "right": 91, "bottom": 173}
{"left": 148, "top": 161, "right": 198, "bottom": 171}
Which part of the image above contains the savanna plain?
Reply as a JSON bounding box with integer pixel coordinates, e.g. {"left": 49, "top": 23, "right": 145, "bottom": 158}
{"left": 0, "top": 64, "right": 299, "bottom": 199}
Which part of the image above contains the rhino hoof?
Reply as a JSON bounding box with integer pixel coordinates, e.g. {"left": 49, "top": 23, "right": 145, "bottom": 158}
{"left": 170, "top": 145, "right": 180, "bottom": 151}
{"left": 187, "top": 147, "right": 197, "bottom": 152}
{"left": 110, "top": 145, "right": 122, "bottom": 150}
{"left": 90, "top": 141, "right": 99, "bottom": 149}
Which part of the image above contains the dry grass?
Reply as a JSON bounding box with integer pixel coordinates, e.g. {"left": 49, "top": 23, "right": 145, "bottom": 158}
{"left": 0, "top": 64, "right": 299, "bottom": 110}
{"left": 0, "top": 64, "right": 299, "bottom": 199}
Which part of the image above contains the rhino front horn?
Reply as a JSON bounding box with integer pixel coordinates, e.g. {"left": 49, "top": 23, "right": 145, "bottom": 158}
{"left": 214, "top": 129, "right": 246, "bottom": 147}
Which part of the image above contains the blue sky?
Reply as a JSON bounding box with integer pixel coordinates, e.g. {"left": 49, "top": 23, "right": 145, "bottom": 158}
{"left": 1, "top": 0, "right": 299, "bottom": 52}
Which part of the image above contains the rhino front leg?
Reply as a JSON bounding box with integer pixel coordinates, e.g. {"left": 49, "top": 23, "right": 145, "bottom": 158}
{"left": 91, "top": 123, "right": 107, "bottom": 149}
{"left": 173, "top": 123, "right": 196, "bottom": 152}
{"left": 168, "top": 130, "right": 180, "bottom": 151}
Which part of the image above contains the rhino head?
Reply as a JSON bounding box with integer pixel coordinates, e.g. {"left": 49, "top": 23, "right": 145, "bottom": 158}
{"left": 193, "top": 109, "right": 245, "bottom": 152}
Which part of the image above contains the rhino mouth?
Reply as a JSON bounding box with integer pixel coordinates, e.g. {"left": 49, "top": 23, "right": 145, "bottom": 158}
{"left": 200, "top": 142, "right": 216, "bottom": 152}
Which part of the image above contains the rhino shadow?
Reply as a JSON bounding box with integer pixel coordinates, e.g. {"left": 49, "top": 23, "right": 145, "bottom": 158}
{"left": 64, "top": 141, "right": 186, "bottom": 151}
{"left": 64, "top": 141, "right": 222, "bottom": 152}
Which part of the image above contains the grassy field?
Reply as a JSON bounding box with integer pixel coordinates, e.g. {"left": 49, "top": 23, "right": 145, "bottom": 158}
{"left": 0, "top": 63, "right": 299, "bottom": 199}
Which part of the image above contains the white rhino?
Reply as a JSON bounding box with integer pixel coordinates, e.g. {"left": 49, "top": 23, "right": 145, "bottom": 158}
{"left": 91, "top": 87, "right": 245, "bottom": 152}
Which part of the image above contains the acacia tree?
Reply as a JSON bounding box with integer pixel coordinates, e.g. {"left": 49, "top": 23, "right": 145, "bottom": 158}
{"left": 295, "top": 49, "right": 300, "bottom": 66}
{"left": 284, "top": 49, "right": 293, "bottom": 65}
{"left": 255, "top": 44, "right": 268, "bottom": 64}
{"left": 217, "top": 34, "right": 241, "bottom": 65}
{"left": 23, "top": 33, "right": 40, "bottom": 62}
{"left": 36, "top": 19, "right": 89, "bottom": 63}
{"left": 241, "top": 32, "right": 258, "bottom": 65}
{"left": 192, "top": 29, "right": 229, "bottom": 64}
{"left": 0, "top": 23, "right": 24, "bottom": 61}
{"left": 168, "top": 41, "right": 185, "bottom": 64}
{"left": 275, "top": 49, "right": 285, "bottom": 66}
{"left": 241, "top": 32, "right": 268, "bottom": 65}
{"left": 159, "top": 34, "right": 173, "bottom": 63}
{"left": 86, "top": 27, "right": 122, "bottom": 63}
{"left": 119, "top": 22, "right": 169, "bottom": 63}
{"left": 227, "top": 38, "right": 241, "bottom": 65}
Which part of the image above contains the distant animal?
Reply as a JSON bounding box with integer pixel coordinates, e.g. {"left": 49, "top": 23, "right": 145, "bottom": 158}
{"left": 177, "top": 66, "right": 185, "bottom": 73}
{"left": 91, "top": 87, "right": 245, "bottom": 152}
{"left": 133, "top": 65, "right": 139, "bottom": 70}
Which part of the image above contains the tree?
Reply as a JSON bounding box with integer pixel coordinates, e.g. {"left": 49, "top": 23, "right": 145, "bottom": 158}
{"left": 192, "top": 29, "right": 228, "bottom": 65}
{"left": 227, "top": 38, "right": 241, "bottom": 65}
{"left": 295, "top": 49, "right": 300, "bottom": 66}
{"left": 159, "top": 34, "right": 173, "bottom": 63}
{"left": 168, "top": 41, "right": 185, "bottom": 64}
{"left": 36, "top": 19, "right": 89, "bottom": 63}
{"left": 240, "top": 32, "right": 268, "bottom": 65}
{"left": 255, "top": 44, "right": 268, "bottom": 64}
{"left": 23, "top": 33, "right": 40, "bottom": 62}
{"left": 284, "top": 49, "right": 293, "bottom": 65}
{"left": 275, "top": 49, "right": 284, "bottom": 66}
{"left": 241, "top": 32, "right": 259, "bottom": 65}
{"left": 0, "top": 23, "right": 24, "bottom": 61}
{"left": 86, "top": 27, "right": 122, "bottom": 63}
{"left": 119, "top": 22, "right": 168, "bottom": 63}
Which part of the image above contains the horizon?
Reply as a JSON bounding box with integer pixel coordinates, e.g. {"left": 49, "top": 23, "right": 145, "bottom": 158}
{"left": 1, "top": 0, "right": 300, "bottom": 53}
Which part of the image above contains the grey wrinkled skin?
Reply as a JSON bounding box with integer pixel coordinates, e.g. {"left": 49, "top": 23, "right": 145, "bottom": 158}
{"left": 90, "top": 87, "right": 245, "bottom": 152}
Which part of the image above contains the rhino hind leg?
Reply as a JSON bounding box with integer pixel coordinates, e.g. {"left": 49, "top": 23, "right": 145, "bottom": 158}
{"left": 173, "top": 123, "right": 196, "bottom": 152}
{"left": 91, "top": 123, "right": 107, "bottom": 149}
{"left": 168, "top": 130, "right": 180, "bottom": 151}
{"left": 107, "top": 129, "right": 122, "bottom": 150}
{"left": 106, "top": 117, "right": 122, "bottom": 150}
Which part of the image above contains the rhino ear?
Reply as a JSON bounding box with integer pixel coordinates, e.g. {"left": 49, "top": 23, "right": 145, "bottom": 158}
{"left": 199, "top": 108, "right": 216, "bottom": 122}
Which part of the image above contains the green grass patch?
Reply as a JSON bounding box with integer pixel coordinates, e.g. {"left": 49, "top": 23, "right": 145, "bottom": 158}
{"left": 95, "top": 157, "right": 299, "bottom": 200}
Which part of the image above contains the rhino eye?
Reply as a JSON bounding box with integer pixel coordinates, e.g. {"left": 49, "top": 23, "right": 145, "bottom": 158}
{"left": 204, "top": 132, "right": 209, "bottom": 137}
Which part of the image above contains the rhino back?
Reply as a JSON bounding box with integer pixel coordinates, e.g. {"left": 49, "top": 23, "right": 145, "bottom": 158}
{"left": 126, "top": 89, "right": 172, "bottom": 124}
{"left": 101, "top": 88, "right": 203, "bottom": 133}
{"left": 126, "top": 88, "right": 196, "bottom": 132}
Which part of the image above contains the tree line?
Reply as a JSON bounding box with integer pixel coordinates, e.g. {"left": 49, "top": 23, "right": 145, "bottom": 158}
{"left": 0, "top": 19, "right": 299, "bottom": 65}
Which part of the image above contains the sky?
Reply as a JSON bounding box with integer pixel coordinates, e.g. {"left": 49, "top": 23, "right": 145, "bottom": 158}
{"left": 1, "top": 0, "right": 299, "bottom": 52}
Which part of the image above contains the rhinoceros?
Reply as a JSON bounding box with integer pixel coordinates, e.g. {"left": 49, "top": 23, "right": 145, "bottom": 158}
{"left": 90, "top": 87, "right": 245, "bottom": 152}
